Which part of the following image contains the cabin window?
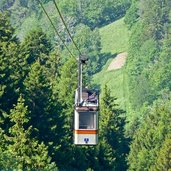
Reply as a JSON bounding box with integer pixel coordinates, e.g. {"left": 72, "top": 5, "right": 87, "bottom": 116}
{"left": 79, "top": 112, "right": 95, "bottom": 129}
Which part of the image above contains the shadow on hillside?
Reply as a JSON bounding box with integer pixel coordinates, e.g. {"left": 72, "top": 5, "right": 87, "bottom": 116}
{"left": 91, "top": 52, "right": 117, "bottom": 92}
{"left": 97, "top": 52, "right": 117, "bottom": 72}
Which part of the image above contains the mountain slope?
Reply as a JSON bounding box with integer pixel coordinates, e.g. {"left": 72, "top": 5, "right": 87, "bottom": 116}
{"left": 93, "top": 17, "right": 129, "bottom": 109}
{"left": 100, "top": 17, "right": 129, "bottom": 54}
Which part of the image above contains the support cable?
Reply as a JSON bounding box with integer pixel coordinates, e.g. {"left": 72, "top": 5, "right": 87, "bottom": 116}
{"left": 38, "top": 0, "right": 75, "bottom": 58}
{"left": 53, "top": 0, "right": 82, "bottom": 55}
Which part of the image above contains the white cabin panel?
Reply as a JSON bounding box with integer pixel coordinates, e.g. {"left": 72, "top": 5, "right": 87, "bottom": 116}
{"left": 74, "top": 133, "right": 98, "bottom": 145}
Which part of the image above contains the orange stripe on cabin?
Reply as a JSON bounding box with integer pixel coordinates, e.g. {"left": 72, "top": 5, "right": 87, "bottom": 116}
{"left": 74, "top": 130, "right": 98, "bottom": 134}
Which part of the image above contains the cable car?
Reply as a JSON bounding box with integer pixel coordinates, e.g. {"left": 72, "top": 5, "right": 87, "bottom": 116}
{"left": 74, "top": 56, "right": 99, "bottom": 145}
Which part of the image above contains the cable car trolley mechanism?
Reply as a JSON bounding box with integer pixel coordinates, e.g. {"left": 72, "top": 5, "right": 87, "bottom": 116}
{"left": 74, "top": 56, "right": 99, "bottom": 145}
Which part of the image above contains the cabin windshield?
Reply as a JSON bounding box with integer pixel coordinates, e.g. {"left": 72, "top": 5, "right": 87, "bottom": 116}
{"left": 79, "top": 112, "right": 95, "bottom": 129}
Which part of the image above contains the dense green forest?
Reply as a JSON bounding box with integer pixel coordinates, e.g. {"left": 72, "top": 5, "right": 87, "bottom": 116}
{"left": 0, "top": 0, "right": 171, "bottom": 170}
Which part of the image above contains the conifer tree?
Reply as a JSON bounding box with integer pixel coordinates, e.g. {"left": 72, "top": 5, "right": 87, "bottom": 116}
{"left": 0, "top": 12, "right": 17, "bottom": 42}
{"left": 24, "top": 61, "right": 53, "bottom": 140}
{"left": 0, "top": 11, "right": 27, "bottom": 133}
{"left": 44, "top": 49, "right": 61, "bottom": 85}
{"left": 4, "top": 95, "right": 57, "bottom": 170}
{"left": 151, "top": 135, "right": 171, "bottom": 171}
{"left": 55, "top": 56, "right": 77, "bottom": 169}
{"left": 0, "top": 104, "right": 15, "bottom": 169}
{"left": 23, "top": 60, "right": 62, "bottom": 165}
{"left": 21, "top": 28, "right": 52, "bottom": 65}
{"left": 126, "top": 0, "right": 171, "bottom": 110}
{"left": 128, "top": 98, "right": 171, "bottom": 170}
{"left": 57, "top": 56, "right": 77, "bottom": 107}
{"left": 98, "top": 85, "right": 128, "bottom": 170}
{"left": 149, "top": 23, "right": 171, "bottom": 92}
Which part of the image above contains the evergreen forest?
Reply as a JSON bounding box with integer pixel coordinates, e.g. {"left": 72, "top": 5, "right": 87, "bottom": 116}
{"left": 0, "top": 0, "right": 171, "bottom": 170}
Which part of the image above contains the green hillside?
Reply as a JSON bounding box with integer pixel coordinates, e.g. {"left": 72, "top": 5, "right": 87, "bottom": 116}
{"left": 93, "top": 17, "right": 129, "bottom": 109}
{"left": 100, "top": 17, "right": 129, "bottom": 54}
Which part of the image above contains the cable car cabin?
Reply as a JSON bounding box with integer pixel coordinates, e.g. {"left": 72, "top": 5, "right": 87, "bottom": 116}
{"left": 74, "top": 88, "right": 99, "bottom": 145}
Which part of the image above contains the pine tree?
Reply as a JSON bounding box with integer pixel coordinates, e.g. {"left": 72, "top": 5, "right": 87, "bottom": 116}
{"left": 0, "top": 117, "right": 12, "bottom": 169}
{"left": 125, "top": 0, "right": 171, "bottom": 112}
{"left": 21, "top": 28, "right": 52, "bottom": 65}
{"left": 54, "top": 56, "right": 77, "bottom": 169}
{"left": 149, "top": 22, "right": 171, "bottom": 92}
{"left": 150, "top": 135, "right": 171, "bottom": 171}
{"left": 98, "top": 85, "right": 129, "bottom": 170}
{"left": 0, "top": 12, "right": 27, "bottom": 136}
{"left": 139, "top": 0, "right": 170, "bottom": 40}
{"left": 0, "top": 12, "right": 18, "bottom": 111}
{"left": 128, "top": 97, "right": 171, "bottom": 170}
{"left": 24, "top": 61, "right": 53, "bottom": 140}
{"left": 4, "top": 95, "right": 57, "bottom": 170}
{"left": 23, "top": 60, "right": 62, "bottom": 166}
{"left": 0, "top": 11, "right": 17, "bottom": 42}
{"left": 57, "top": 56, "right": 77, "bottom": 107}
{"left": 44, "top": 49, "right": 61, "bottom": 85}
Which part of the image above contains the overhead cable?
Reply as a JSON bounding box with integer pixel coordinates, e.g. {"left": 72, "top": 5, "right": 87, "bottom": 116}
{"left": 53, "top": 0, "right": 82, "bottom": 55}
{"left": 37, "top": 0, "right": 75, "bottom": 58}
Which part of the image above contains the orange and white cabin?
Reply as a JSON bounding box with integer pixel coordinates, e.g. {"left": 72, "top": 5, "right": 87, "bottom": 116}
{"left": 74, "top": 88, "right": 99, "bottom": 145}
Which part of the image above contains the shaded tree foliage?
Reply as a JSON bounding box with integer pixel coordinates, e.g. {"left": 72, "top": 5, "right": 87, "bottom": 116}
{"left": 0, "top": 12, "right": 27, "bottom": 132}
{"left": 98, "top": 85, "right": 129, "bottom": 171}
{"left": 3, "top": 96, "right": 57, "bottom": 170}
{"left": 75, "top": 0, "right": 131, "bottom": 29}
{"left": 5, "top": 97, "right": 56, "bottom": 170}
{"left": 55, "top": 56, "right": 77, "bottom": 169}
{"left": 128, "top": 97, "right": 171, "bottom": 170}
{"left": 74, "top": 24, "right": 101, "bottom": 77}
{"left": 125, "top": 0, "right": 171, "bottom": 111}
{"left": 21, "top": 28, "right": 52, "bottom": 65}
{"left": 125, "top": 1, "right": 171, "bottom": 171}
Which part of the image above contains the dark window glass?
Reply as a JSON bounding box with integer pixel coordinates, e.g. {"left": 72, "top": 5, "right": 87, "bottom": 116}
{"left": 79, "top": 112, "right": 95, "bottom": 129}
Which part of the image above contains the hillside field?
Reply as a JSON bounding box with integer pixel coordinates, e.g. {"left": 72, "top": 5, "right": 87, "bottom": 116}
{"left": 93, "top": 17, "right": 129, "bottom": 109}
{"left": 100, "top": 17, "right": 129, "bottom": 54}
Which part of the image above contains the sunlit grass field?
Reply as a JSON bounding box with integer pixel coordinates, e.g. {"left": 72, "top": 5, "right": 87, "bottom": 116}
{"left": 100, "top": 17, "right": 129, "bottom": 54}
{"left": 93, "top": 17, "right": 129, "bottom": 109}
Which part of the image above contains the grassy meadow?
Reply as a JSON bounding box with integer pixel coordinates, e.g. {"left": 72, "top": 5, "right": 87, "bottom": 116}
{"left": 93, "top": 17, "right": 129, "bottom": 109}
{"left": 100, "top": 17, "right": 129, "bottom": 54}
